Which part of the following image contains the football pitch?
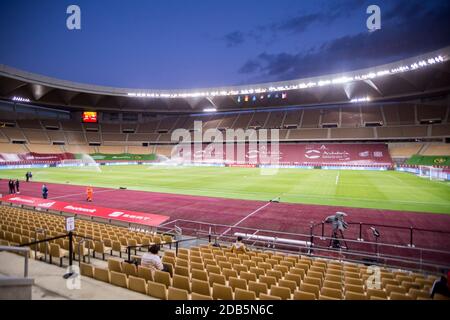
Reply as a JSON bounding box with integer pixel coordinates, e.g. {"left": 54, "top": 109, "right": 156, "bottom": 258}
{"left": 1, "top": 165, "right": 449, "bottom": 214}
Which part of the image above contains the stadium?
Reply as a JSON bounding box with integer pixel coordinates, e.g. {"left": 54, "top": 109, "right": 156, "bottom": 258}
{"left": 0, "top": 0, "right": 449, "bottom": 306}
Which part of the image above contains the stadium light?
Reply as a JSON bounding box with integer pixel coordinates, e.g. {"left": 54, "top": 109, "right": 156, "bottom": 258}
{"left": 203, "top": 108, "right": 217, "bottom": 112}
{"left": 12, "top": 96, "right": 31, "bottom": 103}
{"left": 350, "top": 97, "right": 371, "bottom": 103}
{"left": 125, "top": 54, "right": 447, "bottom": 99}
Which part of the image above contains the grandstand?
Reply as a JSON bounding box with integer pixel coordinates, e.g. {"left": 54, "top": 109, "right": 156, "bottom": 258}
{"left": 0, "top": 47, "right": 450, "bottom": 301}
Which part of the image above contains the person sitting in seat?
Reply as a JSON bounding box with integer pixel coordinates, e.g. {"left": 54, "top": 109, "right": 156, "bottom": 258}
{"left": 231, "top": 236, "right": 247, "bottom": 254}
{"left": 431, "top": 272, "right": 450, "bottom": 299}
{"left": 141, "top": 244, "right": 170, "bottom": 273}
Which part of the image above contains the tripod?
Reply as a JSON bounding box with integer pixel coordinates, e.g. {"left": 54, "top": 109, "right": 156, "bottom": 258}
{"left": 329, "top": 228, "right": 348, "bottom": 249}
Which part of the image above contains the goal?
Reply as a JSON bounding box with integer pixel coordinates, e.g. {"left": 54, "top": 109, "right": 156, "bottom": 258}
{"left": 418, "top": 166, "right": 446, "bottom": 181}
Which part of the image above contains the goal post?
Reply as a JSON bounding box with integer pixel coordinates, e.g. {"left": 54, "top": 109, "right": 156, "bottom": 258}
{"left": 418, "top": 165, "right": 446, "bottom": 181}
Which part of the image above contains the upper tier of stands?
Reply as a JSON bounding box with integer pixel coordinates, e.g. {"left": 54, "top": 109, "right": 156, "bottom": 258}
{"left": 0, "top": 103, "right": 449, "bottom": 154}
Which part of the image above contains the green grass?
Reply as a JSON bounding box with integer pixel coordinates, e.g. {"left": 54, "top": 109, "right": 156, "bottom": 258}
{"left": 1, "top": 165, "right": 450, "bottom": 214}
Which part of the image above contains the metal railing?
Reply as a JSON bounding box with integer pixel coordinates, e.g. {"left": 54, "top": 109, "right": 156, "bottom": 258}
{"left": 0, "top": 246, "right": 30, "bottom": 278}
{"left": 158, "top": 218, "right": 450, "bottom": 275}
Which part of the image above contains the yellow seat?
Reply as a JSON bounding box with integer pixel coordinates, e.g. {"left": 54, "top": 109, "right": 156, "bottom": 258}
{"left": 129, "top": 276, "right": 147, "bottom": 294}
{"left": 80, "top": 262, "right": 94, "bottom": 278}
{"left": 270, "top": 285, "right": 291, "bottom": 300}
{"left": 248, "top": 281, "right": 267, "bottom": 298}
{"left": 345, "top": 291, "right": 367, "bottom": 300}
{"left": 173, "top": 274, "right": 191, "bottom": 293}
{"left": 191, "top": 292, "right": 213, "bottom": 300}
{"left": 259, "top": 293, "right": 281, "bottom": 300}
{"left": 234, "top": 288, "right": 256, "bottom": 300}
{"left": 110, "top": 271, "right": 128, "bottom": 289}
{"left": 168, "top": 287, "right": 189, "bottom": 300}
{"left": 229, "top": 277, "right": 247, "bottom": 291}
{"left": 154, "top": 270, "right": 172, "bottom": 288}
{"left": 94, "top": 267, "right": 110, "bottom": 283}
{"left": 293, "top": 290, "right": 316, "bottom": 300}
{"left": 147, "top": 281, "right": 167, "bottom": 300}
{"left": 191, "top": 279, "right": 211, "bottom": 296}
{"left": 212, "top": 283, "right": 233, "bottom": 300}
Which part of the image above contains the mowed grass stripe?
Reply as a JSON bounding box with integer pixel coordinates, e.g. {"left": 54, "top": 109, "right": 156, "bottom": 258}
{"left": 0, "top": 166, "right": 449, "bottom": 214}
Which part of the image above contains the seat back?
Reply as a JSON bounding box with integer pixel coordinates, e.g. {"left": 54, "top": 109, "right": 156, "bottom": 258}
{"left": 108, "top": 259, "right": 123, "bottom": 273}
{"left": 248, "top": 281, "right": 268, "bottom": 298}
{"left": 154, "top": 270, "right": 171, "bottom": 288}
{"left": 293, "top": 290, "right": 316, "bottom": 300}
{"left": 212, "top": 283, "right": 233, "bottom": 300}
{"left": 129, "top": 276, "right": 147, "bottom": 294}
{"left": 229, "top": 277, "right": 247, "bottom": 291}
{"left": 110, "top": 271, "right": 128, "bottom": 288}
{"left": 173, "top": 274, "right": 191, "bottom": 293}
{"left": 234, "top": 288, "right": 256, "bottom": 300}
{"left": 94, "top": 267, "right": 110, "bottom": 283}
{"left": 147, "top": 281, "right": 167, "bottom": 300}
{"left": 191, "top": 279, "right": 211, "bottom": 296}
{"left": 168, "top": 287, "right": 189, "bottom": 300}
{"left": 270, "top": 285, "right": 291, "bottom": 300}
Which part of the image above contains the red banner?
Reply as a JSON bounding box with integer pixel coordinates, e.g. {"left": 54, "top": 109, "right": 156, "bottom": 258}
{"left": 0, "top": 195, "right": 170, "bottom": 227}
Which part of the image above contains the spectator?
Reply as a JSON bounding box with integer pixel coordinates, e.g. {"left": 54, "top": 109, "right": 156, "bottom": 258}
{"left": 86, "top": 186, "right": 93, "bottom": 202}
{"left": 8, "top": 179, "right": 14, "bottom": 194}
{"left": 431, "top": 274, "right": 450, "bottom": 299}
{"left": 141, "top": 245, "right": 170, "bottom": 273}
{"left": 15, "top": 179, "right": 20, "bottom": 194}
{"left": 231, "top": 236, "right": 247, "bottom": 253}
{"left": 42, "top": 184, "right": 49, "bottom": 199}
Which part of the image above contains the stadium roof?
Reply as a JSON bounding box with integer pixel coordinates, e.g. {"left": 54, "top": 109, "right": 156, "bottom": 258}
{"left": 1, "top": 46, "right": 449, "bottom": 113}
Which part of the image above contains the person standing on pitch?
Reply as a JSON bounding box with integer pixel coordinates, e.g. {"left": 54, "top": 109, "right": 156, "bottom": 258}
{"left": 86, "top": 186, "right": 93, "bottom": 202}
{"left": 42, "top": 184, "right": 48, "bottom": 199}
{"left": 15, "top": 179, "right": 20, "bottom": 194}
{"left": 8, "top": 179, "right": 14, "bottom": 194}
{"left": 25, "top": 172, "right": 29, "bottom": 182}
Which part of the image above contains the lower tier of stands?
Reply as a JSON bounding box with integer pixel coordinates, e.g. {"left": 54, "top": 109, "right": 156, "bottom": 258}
{"left": 1, "top": 205, "right": 448, "bottom": 300}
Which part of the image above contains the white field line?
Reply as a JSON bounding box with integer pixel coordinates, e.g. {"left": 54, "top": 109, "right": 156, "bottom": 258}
{"left": 219, "top": 202, "right": 272, "bottom": 237}
{"left": 336, "top": 172, "right": 340, "bottom": 185}
{"left": 49, "top": 189, "right": 118, "bottom": 200}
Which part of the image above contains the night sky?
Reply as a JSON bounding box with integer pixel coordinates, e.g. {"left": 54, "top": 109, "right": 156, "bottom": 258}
{"left": 0, "top": 0, "right": 449, "bottom": 90}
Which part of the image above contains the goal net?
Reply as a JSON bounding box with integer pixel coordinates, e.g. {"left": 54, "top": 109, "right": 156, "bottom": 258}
{"left": 418, "top": 166, "right": 446, "bottom": 181}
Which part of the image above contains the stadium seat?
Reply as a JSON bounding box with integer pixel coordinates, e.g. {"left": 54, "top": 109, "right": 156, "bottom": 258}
{"left": 300, "top": 283, "right": 320, "bottom": 299}
{"left": 278, "top": 279, "right": 297, "bottom": 293}
{"left": 97, "top": 241, "right": 113, "bottom": 260}
{"left": 240, "top": 271, "right": 257, "bottom": 284}
{"left": 154, "top": 270, "right": 172, "bottom": 288}
{"left": 108, "top": 258, "right": 123, "bottom": 273}
{"left": 191, "top": 269, "right": 208, "bottom": 282}
{"left": 94, "top": 267, "right": 110, "bottom": 283}
{"left": 122, "top": 262, "right": 138, "bottom": 277}
{"left": 137, "top": 266, "right": 154, "bottom": 282}
{"left": 80, "top": 262, "right": 94, "bottom": 278}
{"left": 229, "top": 277, "right": 247, "bottom": 291}
{"left": 390, "top": 292, "right": 413, "bottom": 300}
{"left": 345, "top": 291, "right": 367, "bottom": 300}
{"left": 191, "top": 279, "right": 211, "bottom": 297}
{"left": 173, "top": 275, "right": 191, "bottom": 293}
{"left": 248, "top": 281, "right": 268, "bottom": 298}
{"left": 49, "top": 243, "right": 69, "bottom": 267}
{"left": 234, "top": 288, "right": 256, "bottom": 300}
{"left": 110, "top": 271, "right": 129, "bottom": 289}
{"left": 147, "top": 281, "right": 167, "bottom": 300}
{"left": 191, "top": 292, "right": 213, "bottom": 300}
{"left": 259, "top": 293, "right": 282, "bottom": 300}
{"left": 270, "top": 285, "right": 291, "bottom": 300}
{"left": 208, "top": 273, "right": 226, "bottom": 286}
{"left": 259, "top": 275, "right": 277, "bottom": 288}
{"left": 293, "top": 290, "right": 316, "bottom": 300}
{"left": 168, "top": 287, "right": 189, "bottom": 300}
{"left": 212, "top": 283, "right": 233, "bottom": 300}
{"left": 128, "top": 276, "right": 147, "bottom": 295}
